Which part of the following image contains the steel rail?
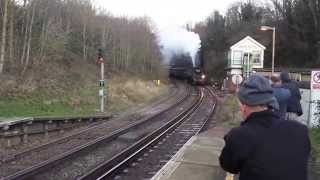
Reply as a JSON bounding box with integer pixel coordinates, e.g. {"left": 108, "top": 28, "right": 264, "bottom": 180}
{"left": 196, "top": 86, "right": 218, "bottom": 133}
{"left": 2, "top": 84, "right": 192, "bottom": 180}
{"left": 2, "top": 85, "right": 181, "bottom": 164}
{"left": 3, "top": 82, "right": 183, "bottom": 163}
{"left": 112, "top": 86, "right": 218, "bottom": 180}
{"left": 2, "top": 84, "right": 188, "bottom": 162}
{"left": 78, "top": 88, "right": 204, "bottom": 180}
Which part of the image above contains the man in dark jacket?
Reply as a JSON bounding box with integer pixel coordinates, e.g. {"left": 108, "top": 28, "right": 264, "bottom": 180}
{"left": 219, "top": 75, "right": 310, "bottom": 180}
{"left": 271, "top": 75, "right": 291, "bottom": 120}
{"left": 280, "top": 71, "right": 303, "bottom": 120}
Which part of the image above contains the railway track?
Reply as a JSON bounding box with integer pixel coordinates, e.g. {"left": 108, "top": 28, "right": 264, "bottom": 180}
{"left": 78, "top": 87, "right": 217, "bottom": 180}
{"left": 1, "top": 82, "right": 184, "bottom": 163}
{"left": 1, "top": 84, "right": 197, "bottom": 180}
{"left": 1, "top": 83, "right": 185, "bottom": 162}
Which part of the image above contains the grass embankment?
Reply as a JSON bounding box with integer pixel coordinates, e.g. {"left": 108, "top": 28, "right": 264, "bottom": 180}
{"left": 0, "top": 77, "right": 168, "bottom": 118}
{"left": 310, "top": 128, "right": 320, "bottom": 162}
{"left": 214, "top": 94, "right": 242, "bottom": 128}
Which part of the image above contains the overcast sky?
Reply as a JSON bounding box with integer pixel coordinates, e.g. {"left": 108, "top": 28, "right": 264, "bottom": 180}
{"left": 93, "top": 0, "right": 237, "bottom": 28}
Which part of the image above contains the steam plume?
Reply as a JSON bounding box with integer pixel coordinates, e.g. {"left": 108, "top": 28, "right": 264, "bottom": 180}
{"left": 158, "top": 26, "right": 201, "bottom": 66}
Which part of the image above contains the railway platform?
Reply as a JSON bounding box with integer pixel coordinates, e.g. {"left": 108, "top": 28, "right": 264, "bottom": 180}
{"left": 152, "top": 127, "right": 233, "bottom": 180}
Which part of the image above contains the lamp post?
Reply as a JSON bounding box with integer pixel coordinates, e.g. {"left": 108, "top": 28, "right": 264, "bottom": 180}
{"left": 260, "top": 26, "right": 276, "bottom": 76}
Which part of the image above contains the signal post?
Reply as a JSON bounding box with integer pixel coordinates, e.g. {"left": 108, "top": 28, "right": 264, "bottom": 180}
{"left": 97, "top": 49, "right": 105, "bottom": 113}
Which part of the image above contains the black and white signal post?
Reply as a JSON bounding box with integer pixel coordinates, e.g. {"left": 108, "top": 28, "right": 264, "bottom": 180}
{"left": 97, "top": 49, "right": 105, "bottom": 113}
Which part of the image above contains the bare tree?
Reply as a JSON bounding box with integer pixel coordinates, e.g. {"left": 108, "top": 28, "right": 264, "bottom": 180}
{"left": 22, "top": 0, "right": 36, "bottom": 74}
{"left": 0, "top": 0, "right": 9, "bottom": 74}
{"left": 9, "top": 0, "right": 15, "bottom": 64}
{"left": 38, "top": 1, "right": 50, "bottom": 63}
{"left": 20, "top": 0, "right": 31, "bottom": 65}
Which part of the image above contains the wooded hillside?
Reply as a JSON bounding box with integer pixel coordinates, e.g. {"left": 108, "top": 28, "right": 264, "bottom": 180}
{"left": 195, "top": 0, "right": 320, "bottom": 80}
{"left": 0, "top": 0, "right": 163, "bottom": 95}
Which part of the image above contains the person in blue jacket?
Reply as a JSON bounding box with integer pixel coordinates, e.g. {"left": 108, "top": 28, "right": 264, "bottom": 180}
{"left": 270, "top": 75, "right": 291, "bottom": 120}
{"left": 280, "top": 71, "right": 303, "bottom": 120}
{"left": 219, "top": 75, "right": 310, "bottom": 180}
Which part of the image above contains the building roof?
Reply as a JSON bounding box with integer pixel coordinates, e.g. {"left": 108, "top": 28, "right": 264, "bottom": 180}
{"left": 231, "top": 36, "right": 266, "bottom": 50}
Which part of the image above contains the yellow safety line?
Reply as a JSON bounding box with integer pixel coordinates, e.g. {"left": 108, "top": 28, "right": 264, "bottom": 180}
{"left": 225, "top": 173, "right": 234, "bottom": 180}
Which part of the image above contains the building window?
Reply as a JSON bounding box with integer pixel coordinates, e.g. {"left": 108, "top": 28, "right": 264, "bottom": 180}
{"left": 232, "top": 51, "right": 242, "bottom": 65}
{"left": 227, "top": 51, "right": 231, "bottom": 66}
{"left": 252, "top": 51, "right": 261, "bottom": 64}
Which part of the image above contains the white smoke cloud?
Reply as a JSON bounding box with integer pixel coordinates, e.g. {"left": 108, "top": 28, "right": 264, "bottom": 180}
{"left": 158, "top": 26, "right": 201, "bottom": 66}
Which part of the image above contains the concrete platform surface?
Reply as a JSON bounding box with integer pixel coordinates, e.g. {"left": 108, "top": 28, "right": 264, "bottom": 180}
{"left": 151, "top": 127, "right": 233, "bottom": 180}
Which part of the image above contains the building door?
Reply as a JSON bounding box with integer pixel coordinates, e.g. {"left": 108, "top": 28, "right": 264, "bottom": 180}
{"left": 242, "top": 52, "right": 253, "bottom": 79}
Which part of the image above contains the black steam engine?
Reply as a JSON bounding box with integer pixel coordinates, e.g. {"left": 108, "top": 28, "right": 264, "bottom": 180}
{"left": 191, "top": 67, "right": 206, "bottom": 85}
{"left": 169, "top": 53, "right": 193, "bottom": 80}
{"left": 169, "top": 53, "right": 207, "bottom": 85}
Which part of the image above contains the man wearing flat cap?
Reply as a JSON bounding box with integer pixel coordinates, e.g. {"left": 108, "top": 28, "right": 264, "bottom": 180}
{"left": 219, "top": 75, "right": 310, "bottom": 180}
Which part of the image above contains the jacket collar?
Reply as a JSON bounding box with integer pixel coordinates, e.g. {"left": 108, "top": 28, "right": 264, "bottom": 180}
{"left": 271, "top": 84, "right": 282, "bottom": 88}
{"left": 241, "top": 110, "right": 280, "bottom": 128}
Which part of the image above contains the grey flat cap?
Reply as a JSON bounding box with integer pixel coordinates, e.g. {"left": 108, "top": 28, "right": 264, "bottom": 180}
{"left": 238, "top": 75, "right": 279, "bottom": 110}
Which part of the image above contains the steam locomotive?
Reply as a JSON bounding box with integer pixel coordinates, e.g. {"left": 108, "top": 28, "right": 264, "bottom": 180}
{"left": 191, "top": 67, "right": 207, "bottom": 85}
{"left": 169, "top": 53, "right": 207, "bottom": 85}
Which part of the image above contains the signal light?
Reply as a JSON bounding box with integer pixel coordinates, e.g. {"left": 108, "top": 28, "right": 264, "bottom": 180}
{"left": 98, "top": 49, "right": 103, "bottom": 59}
{"left": 96, "top": 49, "right": 104, "bottom": 64}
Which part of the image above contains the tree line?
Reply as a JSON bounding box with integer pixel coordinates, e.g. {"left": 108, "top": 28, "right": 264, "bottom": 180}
{"left": 0, "top": 0, "right": 162, "bottom": 78}
{"left": 195, "top": 0, "right": 320, "bottom": 80}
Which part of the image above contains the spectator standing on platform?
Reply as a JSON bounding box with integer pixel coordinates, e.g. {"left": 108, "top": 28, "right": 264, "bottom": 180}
{"left": 280, "top": 71, "right": 303, "bottom": 120}
{"left": 270, "top": 75, "right": 291, "bottom": 120}
{"left": 219, "top": 75, "right": 310, "bottom": 180}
